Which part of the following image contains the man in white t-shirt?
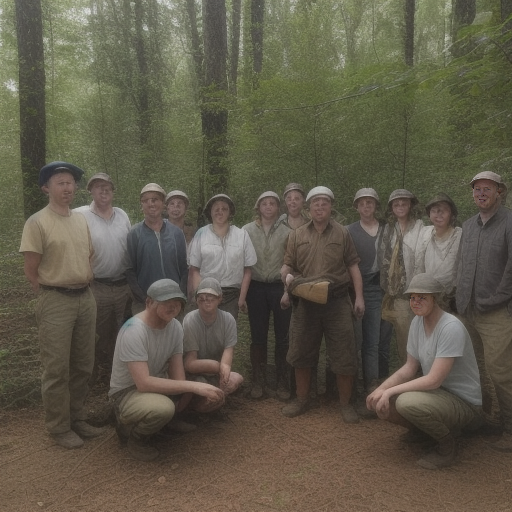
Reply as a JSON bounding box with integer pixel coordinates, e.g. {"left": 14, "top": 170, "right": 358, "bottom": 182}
{"left": 183, "top": 277, "right": 243, "bottom": 412}
{"left": 367, "top": 274, "right": 482, "bottom": 470}
{"left": 109, "top": 279, "right": 224, "bottom": 461}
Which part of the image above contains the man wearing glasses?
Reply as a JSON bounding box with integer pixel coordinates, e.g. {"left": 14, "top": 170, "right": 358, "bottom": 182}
{"left": 183, "top": 277, "right": 243, "bottom": 411}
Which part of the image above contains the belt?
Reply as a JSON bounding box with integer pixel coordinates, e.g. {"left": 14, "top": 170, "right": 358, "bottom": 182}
{"left": 40, "top": 284, "right": 89, "bottom": 296}
{"left": 94, "top": 277, "right": 128, "bottom": 287}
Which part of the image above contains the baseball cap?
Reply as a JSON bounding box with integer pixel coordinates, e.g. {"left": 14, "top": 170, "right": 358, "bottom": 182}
{"left": 86, "top": 173, "right": 114, "bottom": 191}
{"left": 39, "top": 161, "right": 84, "bottom": 187}
{"left": 147, "top": 279, "right": 186, "bottom": 303}
{"left": 196, "top": 277, "right": 222, "bottom": 297}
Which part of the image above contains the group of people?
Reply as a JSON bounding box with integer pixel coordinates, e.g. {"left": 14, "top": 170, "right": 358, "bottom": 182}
{"left": 19, "top": 160, "right": 512, "bottom": 469}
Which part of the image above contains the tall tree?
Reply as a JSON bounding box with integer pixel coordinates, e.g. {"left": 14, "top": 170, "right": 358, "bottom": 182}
{"left": 251, "top": 0, "right": 264, "bottom": 87}
{"left": 451, "top": 0, "right": 476, "bottom": 57}
{"left": 15, "top": 0, "right": 46, "bottom": 218}
{"left": 404, "top": 0, "right": 415, "bottom": 66}
{"left": 230, "top": 0, "right": 242, "bottom": 94}
{"left": 202, "top": 0, "right": 229, "bottom": 193}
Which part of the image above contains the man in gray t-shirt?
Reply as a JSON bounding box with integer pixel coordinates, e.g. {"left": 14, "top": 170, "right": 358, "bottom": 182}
{"left": 109, "top": 279, "right": 224, "bottom": 461}
{"left": 183, "top": 277, "right": 243, "bottom": 412}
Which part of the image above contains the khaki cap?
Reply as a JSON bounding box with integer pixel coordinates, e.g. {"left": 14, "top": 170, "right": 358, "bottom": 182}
{"left": 254, "top": 191, "right": 280, "bottom": 209}
{"left": 140, "top": 183, "right": 165, "bottom": 200}
{"left": 204, "top": 194, "right": 236, "bottom": 221}
{"left": 165, "top": 190, "right": 189, "bottom": 206}
{"left": 353, "top": 188, "right": 380, "bottom": 208}
{"left": 470, "top": 171, "right": 507, "bottom": 190}
{"left": 283, "top": 183, "right": 305, "bottom": 199}
{"left": 196, "top": 277, "right": 222, "bottom": 297}
{"left": 405, "top": 273, "right": 444, "bottom": 294}
{"left": 87, "top": 173, "right": 114, "bottom": 191}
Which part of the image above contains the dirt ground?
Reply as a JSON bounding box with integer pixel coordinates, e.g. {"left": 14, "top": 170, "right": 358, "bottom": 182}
{"left": 1, "top": 392, "right": 512, "bottom": 512}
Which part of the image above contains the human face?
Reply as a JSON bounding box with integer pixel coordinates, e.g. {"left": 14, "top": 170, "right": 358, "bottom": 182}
{"left": 429, "top": 202, "right": 452, "bottom": 231}
{"left": 210, "top": 200, "right": 230, "bottom": 226}
{"left": 259, "top": 197, "right": 279, "bottom": 222}
{"left": 43, "top": 172, "right": 77, "bottom": 208}
{"left": 90, "top": 181, "right": 113, "bottom": 209}
{"left": 141, "top": 192, "right": 164, "bottom": 220}
{"left": 391, "top": 199, "right": 411, "bottom": 221}
{"left": 356, "top": 197, "right": 377, "bottom": 220}
{"left": 154, "top": 299, "right": 183, "bottom": 323}
{"left": 166, "top": 197, "right": 187, "bottom": 223}
{"left": 196, "top": 293, "right": 221, "bottom": 314}
{"left": 473, "top": 179, "right": 501, "bottom": 214}
{"left": 409, "top": 294, "right": 435, "bottom": 317}
{"left": 309, "top": 196, "right": 332, "bottom": 224}
{"left": 285, "top": 191, "right": 305, "bottom": 218}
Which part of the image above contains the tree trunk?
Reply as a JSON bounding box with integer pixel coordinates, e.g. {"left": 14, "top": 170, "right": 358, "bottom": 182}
{"left": 229, "top": 0, "right": 242, "bottom": 94}
{"left": 186, "top": 0, "right": 204, "bottom": 92}
{"left": 15, "top": 0, "right": 47, "bottom": 218}
{"left": 404, "top": 0, "right": 415, "bottom": 67}
{"left": 202, "top": 0, "right": 229, "bottom": 194}
{"left": 503, "top": 0, "right": 512, "bottom": 33}
{"left": 251, "top": 0, "right": 264, "bottom": 87}
{"left": 451, "top": 0, "right": 476, "bottom": 57}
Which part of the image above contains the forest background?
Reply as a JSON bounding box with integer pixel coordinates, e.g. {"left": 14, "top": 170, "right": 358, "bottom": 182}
{"left": 1, "top": 0, "right": 512, "bottom": 407}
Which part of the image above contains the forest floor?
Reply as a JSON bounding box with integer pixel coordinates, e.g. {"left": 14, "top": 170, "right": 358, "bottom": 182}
{"left": 1, "top": 256, "right": 512, "bottom": 512}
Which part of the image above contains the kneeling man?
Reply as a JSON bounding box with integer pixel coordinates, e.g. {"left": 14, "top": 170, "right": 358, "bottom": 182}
{"left": 366, "top": 274, "right": 482, "bottom": 470}
{"left": 183, "top": 277, "right": 243, "bottom": 412}
{"left": 109, "top": 279, "right": 224, "bottom": 461}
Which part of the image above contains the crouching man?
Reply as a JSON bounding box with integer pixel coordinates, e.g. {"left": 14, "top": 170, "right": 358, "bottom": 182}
{"left": 109, "top": 279, "right": 224, "bottom": 461}
{"left": 366, "top": 274, "right": 482, "bottom": 470}
{"left": 183, "top": 277, "right": 244, "bottom": 411}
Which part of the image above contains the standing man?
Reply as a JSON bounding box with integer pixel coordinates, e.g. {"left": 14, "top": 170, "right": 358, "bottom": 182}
{"left": 127, "top": 183, "right": 188, "bottom": 314}
{"left": 75, "top": 173, "right": 131, "bottom": 378}
{"left": 456, "top": 166, "right": 512, "bottom": 452}
{"left": 19, "top": 161, "right": 104, "bottom": 449}
{"left": 109, "top": 279, "right": 224, "bottom": 461}
{"left": 281, "top": 186, "right": 365, "bottom": 423}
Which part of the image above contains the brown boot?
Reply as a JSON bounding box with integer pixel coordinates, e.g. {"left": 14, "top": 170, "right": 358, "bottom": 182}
{"left": 127, "top": 432, "right": 159, "bottom": 461}
{"left": 416, "top": 434, "right": 456, "bottom": 469}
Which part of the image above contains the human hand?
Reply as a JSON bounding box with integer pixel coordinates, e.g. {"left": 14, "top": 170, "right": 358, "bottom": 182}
{"left": 353, "top": 297, "right": 365, "bottom": 320}
{"left": 219, "top": 363, "right": 230, "bottom": 388}
{"left": 375, "top": 392, "right": 391, "bottom": 420}
{"left": 238, "top": 300, "right": 248, "bottom": 314}
{"left": 280, "top": 292, "right": 290, "bottom": 310}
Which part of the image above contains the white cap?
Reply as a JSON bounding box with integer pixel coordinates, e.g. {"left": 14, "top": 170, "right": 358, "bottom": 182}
{"left": 306, "top": 186, "right": 334, "bottom": 203}
{"left": 254, "top": 191, "right": 280, "bottom": 209}
{"left": 165, "top": 190, "right": 190, "bottom": 206}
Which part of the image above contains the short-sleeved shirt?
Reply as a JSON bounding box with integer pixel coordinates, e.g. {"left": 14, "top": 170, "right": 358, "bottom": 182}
{"left": 407, "top": 312, "right": 482, "bottom": 405}
{"left": 109, "top": 316, "right": 183, "bottom": 396}
{"left": 183, "top": 309, "right": 237, "bottom": 362}
{"left": 243, "top": 219, "right": 290, "bottom": 283}
{"left": 188, "top": 225, "right": 257, "bottom": 288}
{"left": 74, "top": 203, "right": 131, "bottom": 280}
{"left": 283, "top": 219, "right": 360, "bottom": 285}
{"left": 347, "top": 221, "right": 384, "bottom": 278}
{"left": 19, "top": 205, "right": 93, "bottom": 286}
{"left": 456, "top": 206, "right": 512, "bottom": 314}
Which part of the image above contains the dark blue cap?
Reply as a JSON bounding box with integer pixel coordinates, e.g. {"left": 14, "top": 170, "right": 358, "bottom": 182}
{"left": 39, "top": 161, "right": 84, "bottom": 187}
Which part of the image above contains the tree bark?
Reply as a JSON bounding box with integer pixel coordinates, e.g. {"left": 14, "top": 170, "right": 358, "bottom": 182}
{"left": 229, "top": 0, "right": 242, "bottom": 94}
{"left": 503, "top": 0, "right": 512, "bottom": 33}
{"left": 404, "top": 0, "right": 415, "bottom": 67}
{"left": 451, "top": 0, "right": 476, "bottom": 57}
{"left": 251, "top": 0, "right": 264, "bottom": 86}
{"left": 202, "top": 0, "right": 229, "bottom": 193}
{"left": 15, "top": 0, "right": 47, "bottom": 218}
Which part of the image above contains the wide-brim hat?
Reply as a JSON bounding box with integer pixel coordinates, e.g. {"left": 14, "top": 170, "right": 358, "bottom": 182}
{"left": 165, "top": 190, "right": 189, "bottom": 206}
{"left": 147, "top": 279, "right": 186, "bottom": 303}
{"left": 353, "top": 188, "right": 380, "bottom": 209}
{"left": 254, "top": 191, "right": 280, "bottom": 210}
{"left": 387, "top": 189, "right": 418, "bottom": 209}
{"left": 203, "top": 194, "right": 236, "bottom": 221}
{"left": 140, "top": 183, "right": 166, "bottom": 200}
{"left": 306, "top": 186, "right": 334, "bottom": 203}
{"left": 405, "top": 273, "right": 444, "bottom": 294}
{"left": 425, "top": 192, "right": 458, "bottom": 218}
{"left": 39, "top": 161, "right": 84, "bottom": 187}
{"left": 86, "top": 172, "right": 114, "bottom": 191}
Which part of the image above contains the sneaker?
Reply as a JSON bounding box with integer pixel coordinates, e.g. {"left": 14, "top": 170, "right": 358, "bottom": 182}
{"left": 282, "top": 398, "right": 310, "bottom": 418}
{"left": 51, "top": 430, "right": 84, "bottom": 449}
{"left": 416, "top": 447, "right": 456, "bottom": 470}
{"left": 340, "top": 404, "right": 360, "bottom": 424}
{"left": 71, "top": 420, "right": 107, "bottom": 438}
{"left": 488, "top": 432, "right": 512, "bottom": 453}
{"left": 127, "top": 434, "right": 159, "bottom": 461}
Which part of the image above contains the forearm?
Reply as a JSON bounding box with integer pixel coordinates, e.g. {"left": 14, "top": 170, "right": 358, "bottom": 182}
{"left": 348, "top": 264, "right": 364, "bottom": 301}
{"left": 187, "top": 266, "right": 201, "bottom": 301}
{"left": 135, "top": 375, "right": 211, "bottom": 396}
{"left": 239, "top": 267, "right": 252, "bottom": 304}
{"left": 185, "top": 359, "right": 220, "bottom": 375}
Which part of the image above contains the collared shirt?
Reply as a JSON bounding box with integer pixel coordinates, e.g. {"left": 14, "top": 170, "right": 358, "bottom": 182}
{"left": 284, "top": 219, "right": 359, "bottom": 284}
{"left": 188, "top": 224, "right": 257, "bottom": 288}
{"left": 74, "top": 203, "right": 131, "bottom": 280}
{"left": 243, "top": 218, "right": 290, "bottom": 283}
{"left": 456, "top": 205, "right": 512, "bottom": 314}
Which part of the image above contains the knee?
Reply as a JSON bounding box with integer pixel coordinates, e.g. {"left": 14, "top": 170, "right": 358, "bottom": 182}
{"left": 223, "top": 373, "right": 243, "bottom": 395}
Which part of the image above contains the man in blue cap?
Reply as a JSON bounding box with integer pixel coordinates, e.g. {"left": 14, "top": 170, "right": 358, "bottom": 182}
{"left": 20, "top": 162, "right": 105, "bottom": 449}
